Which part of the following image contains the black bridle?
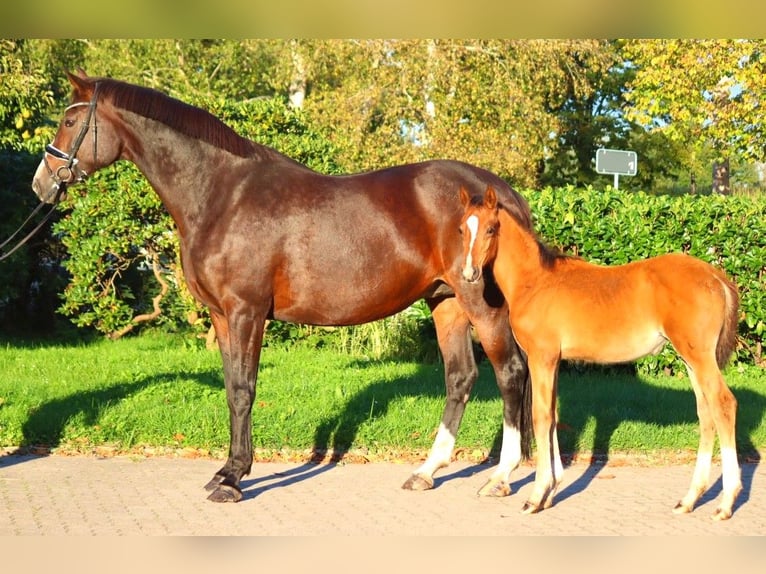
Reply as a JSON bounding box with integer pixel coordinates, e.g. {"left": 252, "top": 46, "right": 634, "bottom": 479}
{"left": 0, "top": 84, "right": 100, "bottom": 261}
{"left": 42, "top": 82, "right": 101, "bottom": 192}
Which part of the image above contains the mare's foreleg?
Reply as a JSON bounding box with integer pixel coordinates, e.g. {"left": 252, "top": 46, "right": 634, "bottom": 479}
{"left": 204, "top": 309, "right": 266, "bottom": 503}
{"left": 403, "top": 298, "right": 477, "bottom": 491}
{"left": 472, "top": 314, "right": 531, "bottom": 498}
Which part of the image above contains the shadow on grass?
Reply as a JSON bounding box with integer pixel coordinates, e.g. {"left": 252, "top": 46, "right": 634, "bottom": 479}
{"left": 1, "top": 368, "right": 222, "bottom": 464}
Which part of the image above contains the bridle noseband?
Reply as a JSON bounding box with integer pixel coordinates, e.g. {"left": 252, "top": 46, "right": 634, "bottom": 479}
{"left": 43, "top": 82, "right": 101, "bottom": 191}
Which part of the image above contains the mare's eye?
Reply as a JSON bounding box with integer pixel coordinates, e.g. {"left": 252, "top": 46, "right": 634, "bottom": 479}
{"left": 457, "top": 227, "right": 463, "bottom": 235}
{"left": 64, "top": 119, "right": 75, "bottom": 128}
{"left": 486, "top": 227, "right": 496, "bottom": 236}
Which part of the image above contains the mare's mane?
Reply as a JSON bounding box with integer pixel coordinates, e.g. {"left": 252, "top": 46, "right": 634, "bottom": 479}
{"left": 495, "top": 200, "right": 571, "bottom": 270}
{"left": 92, "top": 78, "right": 260, "bottom": 158}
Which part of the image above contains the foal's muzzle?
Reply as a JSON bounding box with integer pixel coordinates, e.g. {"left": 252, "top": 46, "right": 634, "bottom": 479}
{"left": 462, "top": 265, "right": 481, "bottom": 283}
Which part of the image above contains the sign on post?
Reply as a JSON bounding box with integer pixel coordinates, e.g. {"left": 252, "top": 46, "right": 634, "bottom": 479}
{"left": 595, "top": 148, "right": 637, "bottom": 189}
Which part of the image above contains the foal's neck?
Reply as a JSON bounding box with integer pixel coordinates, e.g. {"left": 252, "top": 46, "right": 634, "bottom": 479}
{"left": 492, "top": 208, "right": 553, "bottom": 295}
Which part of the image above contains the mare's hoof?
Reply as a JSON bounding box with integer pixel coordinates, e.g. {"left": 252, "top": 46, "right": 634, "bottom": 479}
{"left": 477, "top": 479, "right": 511, "bottom": 498}
{"left": 401, "top": 473, "right": 434, "bottom": 491}
{"left": 203, "top": 475, "right": 225, "bottom": 492}
{"left": 672, "top": 501, "right": 693, "bottom": 515}
{"left": 207, "top": 484, "right": 243, "bottom": 503}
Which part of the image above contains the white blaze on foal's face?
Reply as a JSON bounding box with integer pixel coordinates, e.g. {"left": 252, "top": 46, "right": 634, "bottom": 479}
{"left": 462, "top": 214, "right": 479, "bottom": 281}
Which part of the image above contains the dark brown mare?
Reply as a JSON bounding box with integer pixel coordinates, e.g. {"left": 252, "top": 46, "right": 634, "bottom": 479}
{"left": 459, "top": 185, "right": 742, "bottom": 520}
{"left": 32, "top": 71, "right": 533, "bottom": 504}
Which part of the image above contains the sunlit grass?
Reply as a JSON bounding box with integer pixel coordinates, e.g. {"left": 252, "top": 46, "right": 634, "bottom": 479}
{"left": 1, "top": 332, "right": 764, "bottom": 463}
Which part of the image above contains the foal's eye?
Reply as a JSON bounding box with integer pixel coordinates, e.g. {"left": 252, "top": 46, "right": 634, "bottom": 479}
{"left": 486, "top": 227, "right": 496, "bottom": 236}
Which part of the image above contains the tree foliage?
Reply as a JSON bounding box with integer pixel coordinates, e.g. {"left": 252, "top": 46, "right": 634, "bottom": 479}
{"left": 272, "top": 39, "right": 616, "bottom": 188}
{"left": 622, "top": 39, "right": 766, "bottom": 164}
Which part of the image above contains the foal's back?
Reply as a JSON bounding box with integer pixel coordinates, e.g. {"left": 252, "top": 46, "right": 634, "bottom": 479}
{"left": 518, "top": 252, "right": 728, "bottom": 364}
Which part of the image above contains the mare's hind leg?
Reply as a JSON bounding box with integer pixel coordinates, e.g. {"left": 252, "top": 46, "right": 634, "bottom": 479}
{"left": 675, "top": 358, "right": 741, "bottom": 520}
{"left": 403, "top": 297, "right": 477, "bottom": 491}
{"left": 204, "top": 308, "right": 267, "bottom": 503}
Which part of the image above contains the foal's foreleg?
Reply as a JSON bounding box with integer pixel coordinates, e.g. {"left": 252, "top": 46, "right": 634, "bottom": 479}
{"left": 403, "top": 299, "right": 477, "bottom": 491}
{"left": 522, "top": 356, "right": 561, "bottom": 514}
{"left": 204, "top": 309, "right": 266, "bottom": 503}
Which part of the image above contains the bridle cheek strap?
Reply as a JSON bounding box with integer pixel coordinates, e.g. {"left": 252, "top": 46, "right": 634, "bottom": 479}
{"left": 44, "top": 82, "right": 100, "bottom": 185}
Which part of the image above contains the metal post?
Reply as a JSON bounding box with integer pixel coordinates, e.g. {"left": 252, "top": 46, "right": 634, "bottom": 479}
{"left": 614, "top": 173, "right": 619, "bottom": 189}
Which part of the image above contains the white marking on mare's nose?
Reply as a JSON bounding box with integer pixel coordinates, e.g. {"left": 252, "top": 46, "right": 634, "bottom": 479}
{"left": 462, "top": 214, "right": 479, "bottom": 281}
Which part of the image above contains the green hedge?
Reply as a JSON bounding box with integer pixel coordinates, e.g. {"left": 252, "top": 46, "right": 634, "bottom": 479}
{"left": 523, "top": 186, "right": 766, "bottom": 372}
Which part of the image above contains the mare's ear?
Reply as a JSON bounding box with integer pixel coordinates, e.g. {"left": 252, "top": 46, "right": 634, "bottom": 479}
{"left": 459, "top": 186, "right": 471, "bottom": 208}
{"left": 484, "top": 186, "right": 498, "bottom": 210}
{"left": 65, "top": 70, "right": 94, "bottom": 100}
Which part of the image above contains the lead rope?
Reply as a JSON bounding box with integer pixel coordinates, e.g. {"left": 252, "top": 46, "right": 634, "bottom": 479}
{"left": 1, "top": 83, "right": 100, "bottom": 262}
{"left": 0, "top": 185, "right": 65, "bottom": 261}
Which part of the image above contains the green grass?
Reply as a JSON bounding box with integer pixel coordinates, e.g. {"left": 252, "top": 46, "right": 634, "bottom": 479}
{"left": 1, "top": 332, "right": 764, "bottom": 463}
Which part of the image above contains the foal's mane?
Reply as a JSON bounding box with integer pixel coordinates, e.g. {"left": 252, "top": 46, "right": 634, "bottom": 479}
{"left": 495, "top": 201, "right": 571, "bottom": 270}
{"left": 93, "top": 78, "right": 259, "bottom": 158}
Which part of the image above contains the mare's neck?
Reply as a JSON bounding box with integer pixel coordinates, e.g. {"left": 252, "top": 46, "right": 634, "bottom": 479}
{"left": 116, "top": 110, "right": 256, "bottom": 235}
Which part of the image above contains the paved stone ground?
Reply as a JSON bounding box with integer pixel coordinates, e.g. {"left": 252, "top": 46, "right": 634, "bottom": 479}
{"left": 1, "top": 452, "right": 763, "bottom": 535}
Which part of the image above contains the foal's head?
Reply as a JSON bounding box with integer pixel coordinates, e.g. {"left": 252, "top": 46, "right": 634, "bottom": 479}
{"left": 459, "top": 185, "right": 501, "bottom": 283}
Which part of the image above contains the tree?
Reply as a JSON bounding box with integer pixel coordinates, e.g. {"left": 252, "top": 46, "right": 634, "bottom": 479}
{"left": 621, "top": 39, "right": 766, "bottom": 194}
{"left": 274, "top": 40, "right": 616, "bottom": 188}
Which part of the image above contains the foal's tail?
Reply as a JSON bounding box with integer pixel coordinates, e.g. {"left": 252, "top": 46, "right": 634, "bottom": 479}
{"left": 716, "top": 272, "right": 740, "bottom": 369}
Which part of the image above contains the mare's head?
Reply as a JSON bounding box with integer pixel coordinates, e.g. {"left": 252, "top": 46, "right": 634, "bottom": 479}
{"left": 32, "top": 70, "right": 121, "bottom": 203}
{"left": 458, "top": 185, "right": 501, "bottom": 283}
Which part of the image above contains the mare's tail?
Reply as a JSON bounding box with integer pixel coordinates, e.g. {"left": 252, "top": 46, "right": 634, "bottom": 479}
{"left": 518, "top": 347, "right": 534, "bottom": 460}
{"left": 716, "top": 272, "right": 740, "bottom": 369}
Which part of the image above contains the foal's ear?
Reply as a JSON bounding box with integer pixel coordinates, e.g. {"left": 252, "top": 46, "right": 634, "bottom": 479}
{"left": 459, "top": 186, "right": 471, "bottom": 208}
{"left": 484, "top": 186, "right": 498, "bottom": 209}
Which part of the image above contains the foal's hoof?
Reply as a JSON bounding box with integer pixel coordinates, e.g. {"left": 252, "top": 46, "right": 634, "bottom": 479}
{"left": 401, "top": 473, "right": 434, "bottom": 491}
{"left": 520, "top": 501, "right": 542, "bottom": 515}
{"left": 712, "top": 507, "right": 733, "bottom": 521}
{"left": 672, "top": 501, "right": 693, "bottom": 515}
{"left": 477, "top": 479, "right": 511, "bottom": 498}
{"left": 207, "top": 484, "right": 243, "bottom": 503}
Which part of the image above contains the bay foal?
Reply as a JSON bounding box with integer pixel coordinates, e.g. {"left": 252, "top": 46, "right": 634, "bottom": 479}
{"left": 459, "top": 185, "right": 742, "bottom": 520}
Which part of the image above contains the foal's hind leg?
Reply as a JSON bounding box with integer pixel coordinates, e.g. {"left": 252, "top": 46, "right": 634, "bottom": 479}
{"left": 403, "top": 298, "right": 478, "bottom": 491}
{"left": 675, "top": 358, "right": 741, "bottom": 520}
{"left": 673, "top": 365, "right": 716, "bottom": 516}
